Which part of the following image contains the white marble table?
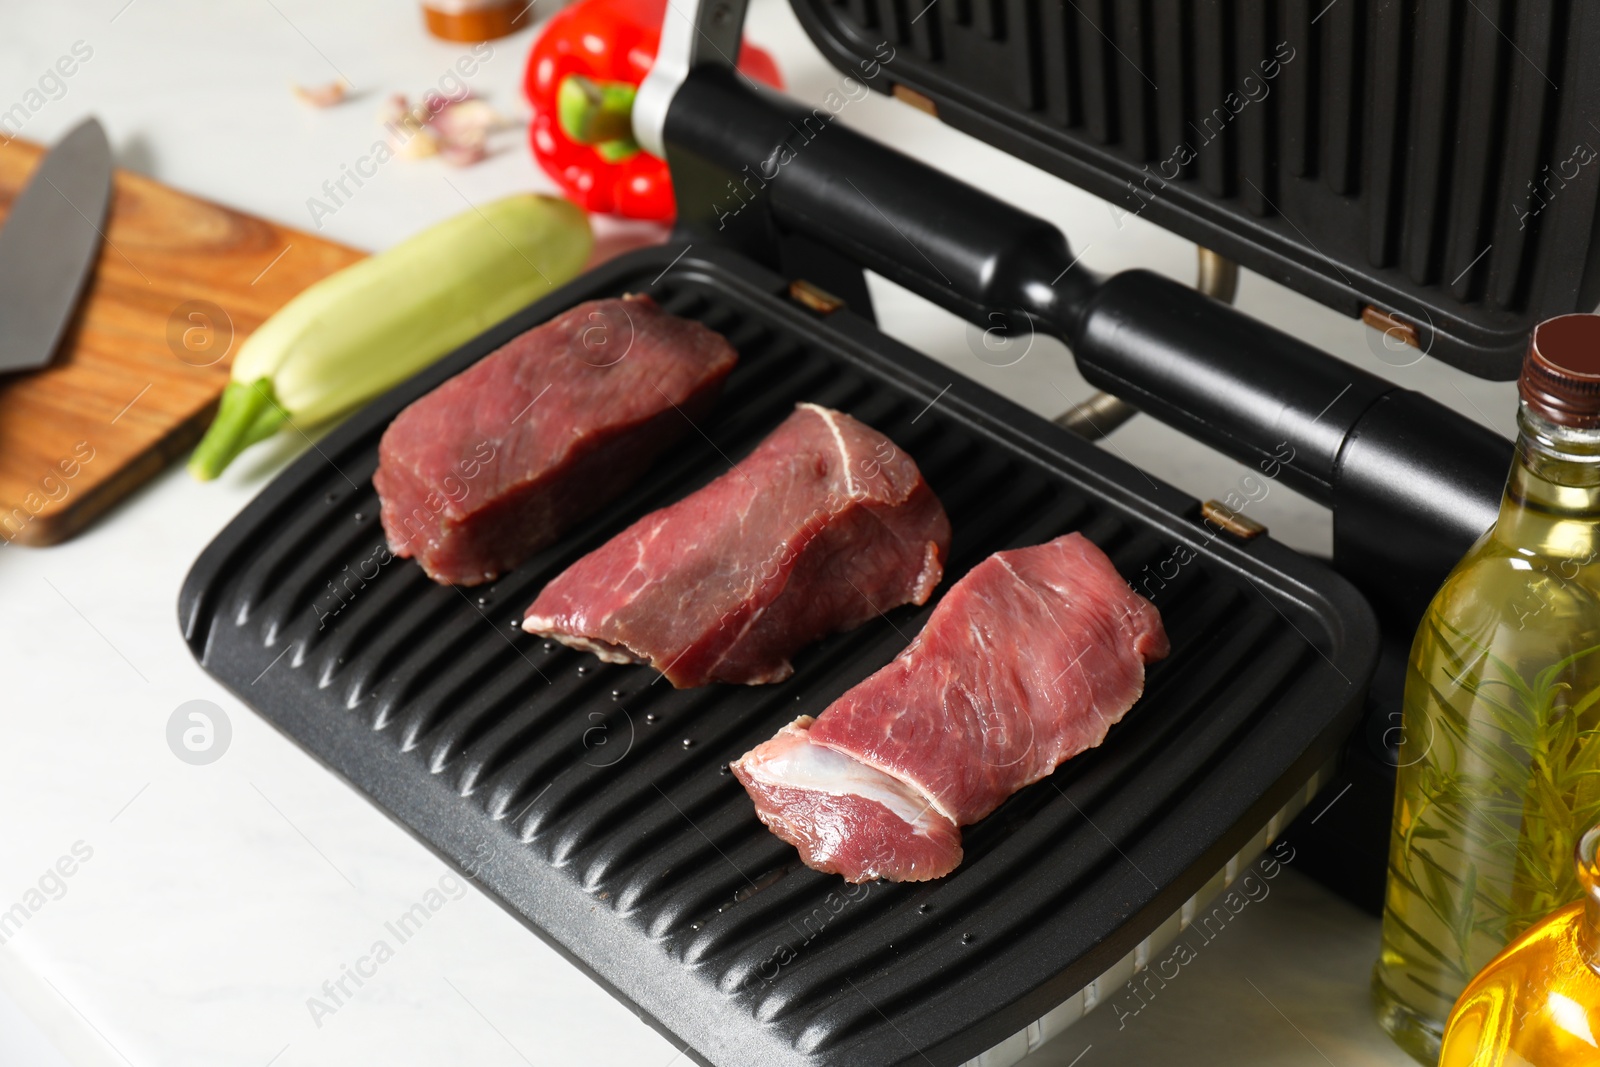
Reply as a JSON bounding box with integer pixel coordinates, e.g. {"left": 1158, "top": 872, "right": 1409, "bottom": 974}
{"left": 0, "top": 2, "right": 1516, "bottom": 1064}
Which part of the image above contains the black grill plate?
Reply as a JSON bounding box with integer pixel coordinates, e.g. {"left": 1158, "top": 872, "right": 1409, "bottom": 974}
{"left": 180, "top": 244, "right": 1377, "bottom": 1067}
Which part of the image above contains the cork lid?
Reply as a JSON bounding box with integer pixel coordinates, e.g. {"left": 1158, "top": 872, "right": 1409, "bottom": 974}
{"left": 1520, "top": 314, "right": 1600, "bottom": 428}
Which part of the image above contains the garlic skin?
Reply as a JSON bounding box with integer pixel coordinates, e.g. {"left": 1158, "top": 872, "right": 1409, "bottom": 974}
{"left": 379, "top": 93, "right": 508, "bottom": 167}
{"left": 293, "top": 80, "right": 349, "bottom": 108}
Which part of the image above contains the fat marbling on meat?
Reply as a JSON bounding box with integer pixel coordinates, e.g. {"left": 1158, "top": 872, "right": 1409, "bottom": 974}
{"left": 373, "top": 295, "right": 738, "bottom": 585}
{"left": 732, "top": 532, "right": 1169, "bottom": 882}
{"left": 522, "top": 403, "right": 951, "bottom": 687}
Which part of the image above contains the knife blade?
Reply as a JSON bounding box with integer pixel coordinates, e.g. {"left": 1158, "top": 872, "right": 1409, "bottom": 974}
{"left": 0, "top": 117, "right": 114, "bottom": 375}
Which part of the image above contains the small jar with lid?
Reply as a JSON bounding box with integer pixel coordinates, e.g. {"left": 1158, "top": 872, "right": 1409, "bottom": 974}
{"left": 421, "top": 0, "right": 527, "bottom": 42}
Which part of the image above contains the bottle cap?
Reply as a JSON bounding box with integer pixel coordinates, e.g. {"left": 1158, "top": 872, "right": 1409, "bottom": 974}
{"left": 1521, "top": 314, "right": 1600, "bottom": 428}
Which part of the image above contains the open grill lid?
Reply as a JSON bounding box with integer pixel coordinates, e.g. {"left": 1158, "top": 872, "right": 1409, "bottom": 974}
{"left": 787, "top": 0, "right": 1600, "bottom": 379}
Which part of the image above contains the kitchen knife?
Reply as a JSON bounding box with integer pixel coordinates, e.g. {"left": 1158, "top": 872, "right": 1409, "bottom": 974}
{"left": 0, "top": 117, "right": 113, "bottom": 375}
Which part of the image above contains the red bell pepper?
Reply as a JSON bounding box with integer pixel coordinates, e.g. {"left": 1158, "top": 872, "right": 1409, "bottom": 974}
{"left": 524, "top": 0, "right": 782, "bottom": 220}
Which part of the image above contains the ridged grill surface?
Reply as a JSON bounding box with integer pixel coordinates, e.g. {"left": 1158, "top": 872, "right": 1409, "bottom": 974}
{"left": 180, "top": 245, "right": 1376, "bottom": 1067}
{"left": 797, "top": 0, "right": 1600, "bottom": 378}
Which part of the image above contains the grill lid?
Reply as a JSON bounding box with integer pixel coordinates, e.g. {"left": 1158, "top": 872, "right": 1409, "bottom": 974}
{"left": 788, "top": 0, "right": 1600, "bottom": 379}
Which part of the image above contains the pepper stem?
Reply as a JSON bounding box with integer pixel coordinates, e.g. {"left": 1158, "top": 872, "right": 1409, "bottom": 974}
{"left": 188, "top": 378, "right": 289, "bottom": 480}
{"left": 557, "top": 74, "right": 640, "bottom": 161}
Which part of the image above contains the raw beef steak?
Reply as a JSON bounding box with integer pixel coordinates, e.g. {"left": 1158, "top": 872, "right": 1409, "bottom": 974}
{"left": 373, "top": 295, "right": 738, "bottom": 585}
{"left": 522, "top": 403, "right": 951, "bottom": 687}
{"left": 732, "top": 533, "right": 1169, "bottom": 882}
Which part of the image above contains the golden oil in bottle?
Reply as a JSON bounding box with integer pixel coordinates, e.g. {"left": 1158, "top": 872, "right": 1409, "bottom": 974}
{"left": 1438, "top": 823, "right": 1600, "bottom": 1066}
{"left": 1374, "top": 315, "right": 1600, "bottom": 1064}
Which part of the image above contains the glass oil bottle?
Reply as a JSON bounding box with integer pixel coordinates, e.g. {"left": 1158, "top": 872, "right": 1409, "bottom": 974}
{"left": 1375, "top": 314, "right": 1600, "bottom": 1063}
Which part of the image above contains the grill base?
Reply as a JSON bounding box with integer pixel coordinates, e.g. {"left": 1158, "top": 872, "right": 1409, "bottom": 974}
{"left": 181, "top": 243, "right": 1377, "bottom": 1067}
{"left": 963, "top": 760, "right": 1331, "bottom": 1067}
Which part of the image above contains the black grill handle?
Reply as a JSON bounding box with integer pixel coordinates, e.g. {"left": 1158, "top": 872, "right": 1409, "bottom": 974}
{"left": 1071, "top": 271, "right": 1510, "bottom": 622}
{"left": 664, "top": 69, "right": 1100, "bottom": 339}
{"left": 1074, "top": 270, "right": 1392, "bottom": 501}
{"left": 663, "top": 68, "right": 1510, "bottom": 624}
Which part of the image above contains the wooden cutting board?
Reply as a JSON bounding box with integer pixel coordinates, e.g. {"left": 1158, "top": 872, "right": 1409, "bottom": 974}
{"left": 0, "top": 135, "right": 365, "bottom": 547}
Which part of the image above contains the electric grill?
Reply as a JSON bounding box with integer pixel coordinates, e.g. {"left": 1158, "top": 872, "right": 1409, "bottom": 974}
{"left": 180, "top": 4, "right": 1600, "bottom": 1065}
